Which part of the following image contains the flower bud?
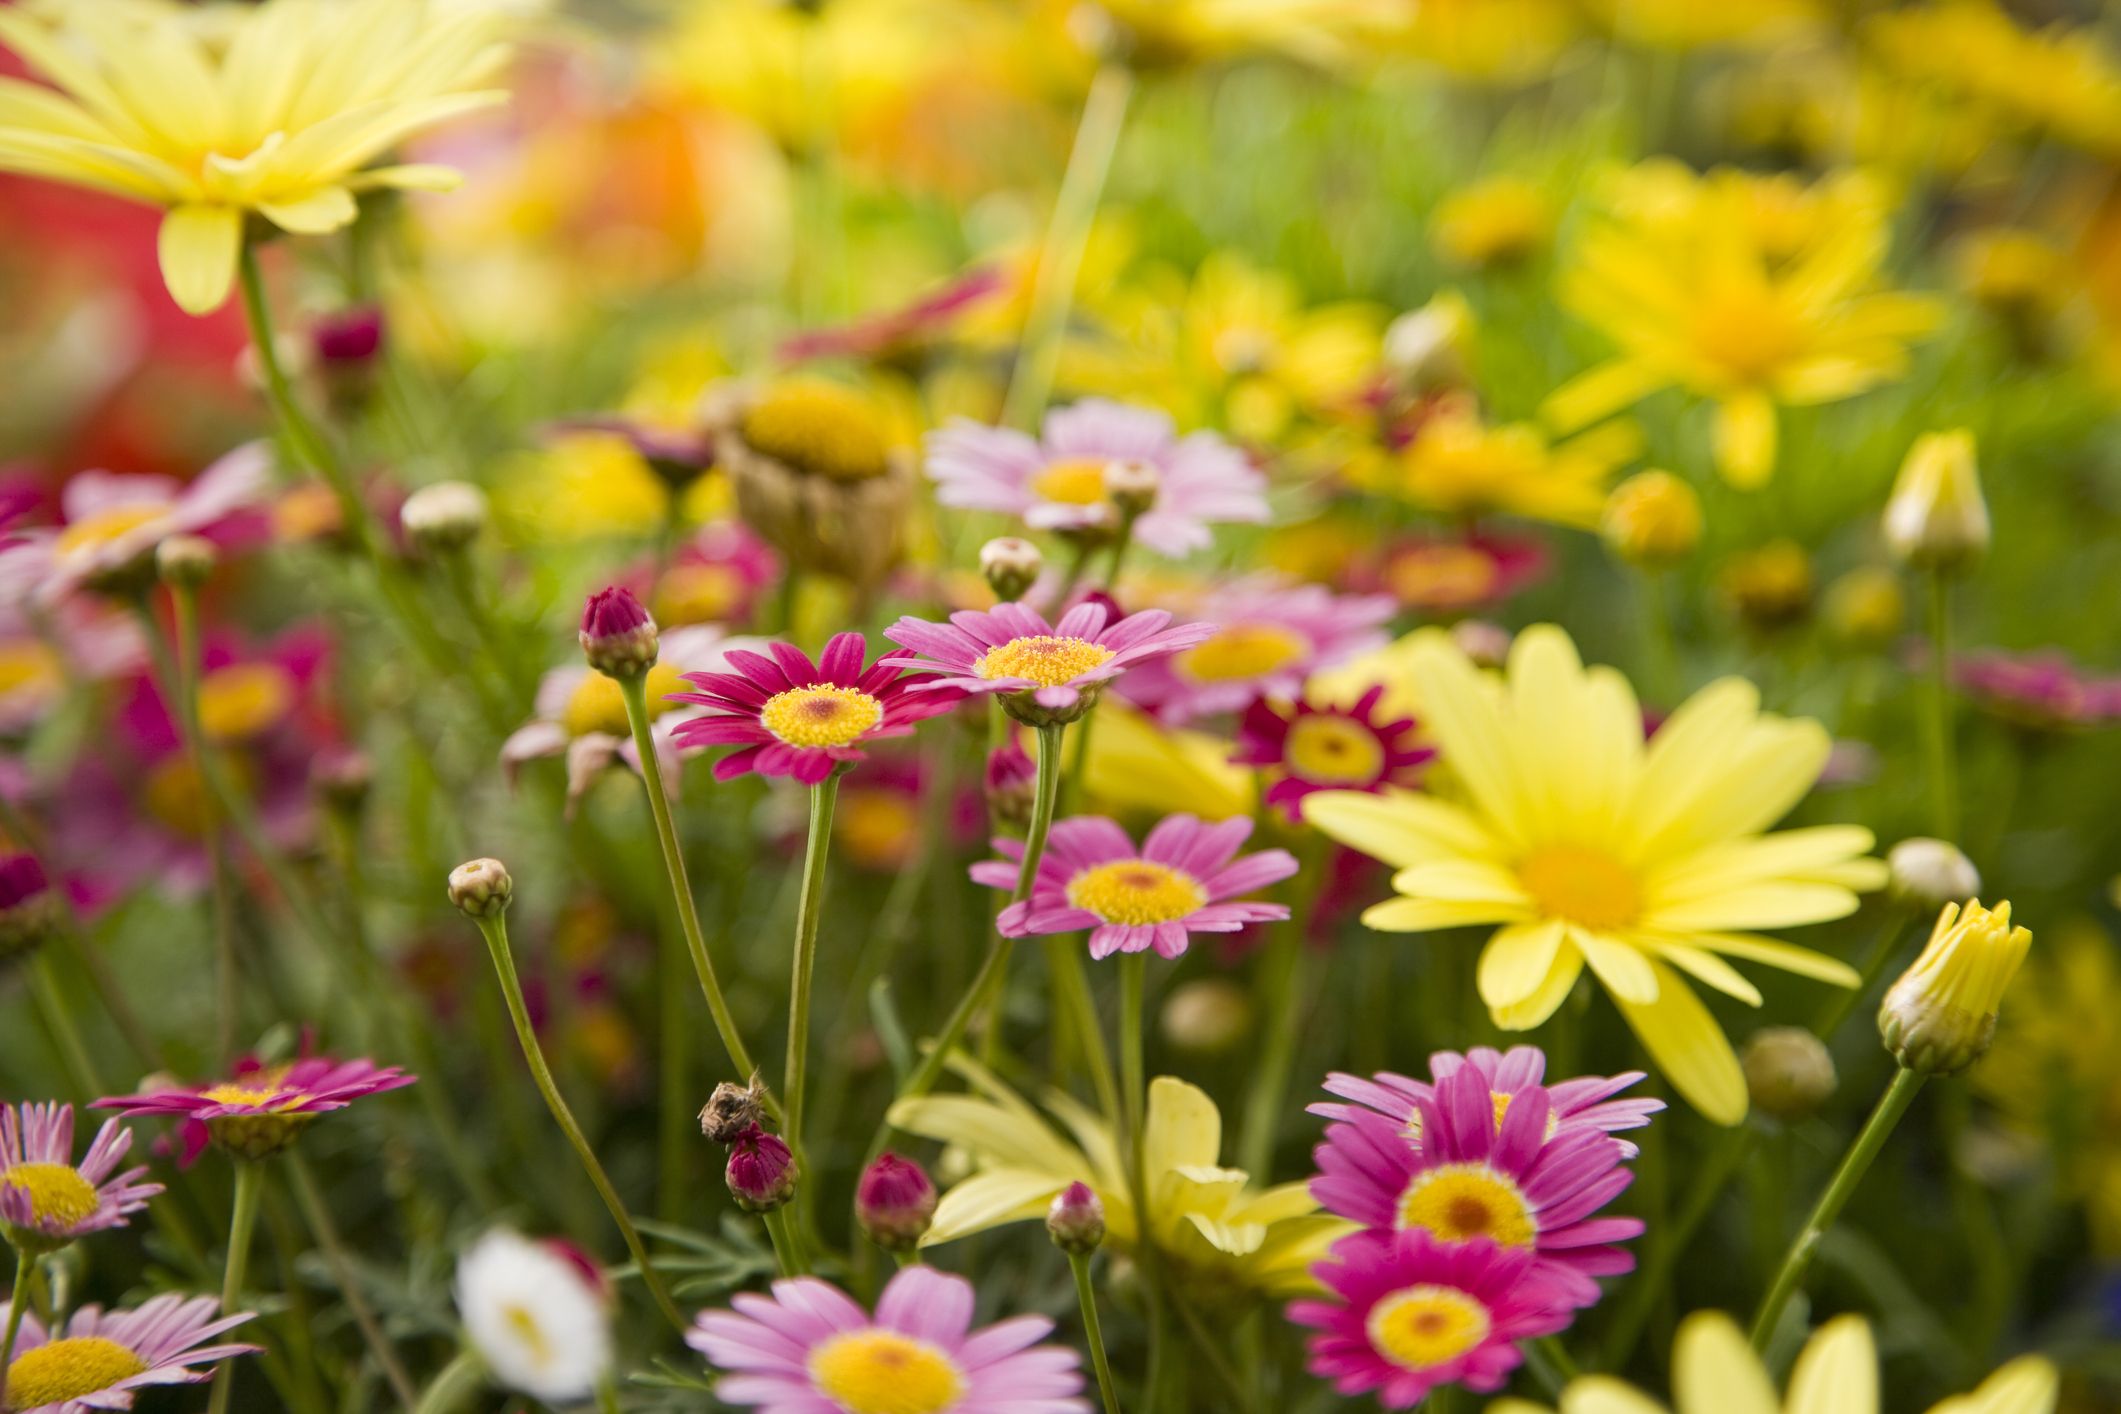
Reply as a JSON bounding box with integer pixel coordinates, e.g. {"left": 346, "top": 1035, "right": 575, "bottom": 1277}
{"left": 1886, "top": 838, "right": 1981, "bottom": 915}
{"left": 1103, "top": 459, "right": 1161, "bottom": 519}
{"left": 1046, "top": 1181, "right": 1105, "bottom": 1256}
{"left": 979, "top": 537, "right": 1044, "bottom": 603}
{"left": 447, "top": 858, "right": 514, "bottom": 919}
{"left": 1382, "top": 292, "right": 1473, "bottom": 395}
{"left": 1719, "top": 540, "right": 1812, "bottom": 632}
{"left": 1822, "top": 566, "right": 1905, "bottom": 653}
{"left": 579, "top": 587, "right": 660, "bottom": 680}
{"left": 1741, "top": 1026, "right": 1837, "bottom": 1122}
{"left": 155, "top": 534, "right": 217, "bottom": 588}
{"left": 1883, "top": 430, "right": 1989, "bottom": 573}
{"left": 726, "top": 1125, "right": 797, "bottom": 1212}
{"left": 1880, "top": 899, "right": 2031, "bottom": 1076}
{"left": 1601, "top": 471, "right": 1702, "bottom": 569}
{"left": 312, "top": 306, "right": 385, "bottom": 369}
{"left": 1160, "top": 978, "right": 1253, "bottom": 1056}
{"left": 400, "top": 480, "right": 490, "bottom": 554}
{"left": 699, "top": 1078, "right": 765, "bottom": 1146}
{"left": 310, "top": 746, "right": 373, "bottom": 816}
{"left": 855, "top": 1152, "right": 937, "bottom": 1252}
{"left": 0, "top": 853, "right": 61, "bottom": 965}
{"left": 984, "top": 738, "right": 1038, "bottom": 827}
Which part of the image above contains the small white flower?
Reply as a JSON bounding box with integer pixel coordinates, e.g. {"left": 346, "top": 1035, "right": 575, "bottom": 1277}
{"left": 455, "top": 1228, "right": 612, "bottom": 1403}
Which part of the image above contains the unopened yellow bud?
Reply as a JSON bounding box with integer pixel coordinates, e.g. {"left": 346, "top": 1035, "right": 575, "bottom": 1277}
{"left": 1601, "top": 470, "right": 1702, "bottom": 569}
{"left": 1823, "top": 566, "right": 1905, "bottom": 652}
{"left": 1879, "top": 899, "right": 2031, "bottom": 1076}
{"left": 1883, "top": 430, "right": 1989, "bottom": 573}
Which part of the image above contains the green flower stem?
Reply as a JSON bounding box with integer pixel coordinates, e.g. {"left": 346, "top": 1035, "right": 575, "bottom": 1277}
{"left": 598, "top": 1376, "right": 624, "bottom": 1414}
{"left": 784, "top": 776, "right": 841, "bottom": 1181}
{"left": 471, "top": 913, "right": 688, "bottom": 1336}
{"left": 1067, "top": 1252, "right": 1123, "bottom": 1414}
{"left": 1, "top": 1248, "right": 31, "bottom": 1382}
{"left": 28, "top": 952, "right": 103, "bottom": 1100}
{"left": 207, "top": 1160, "right": 268, "bottom": 1414}
{"left": 1748, "top": 1066, "right": 1928, "bottom": 1350}
{"left": 1001, "top": 63, "right": 1135, "bottom": 431}
{"left": 657, "top": 931, "right": 690, "bottom": 1225}
{"left": 1048, "top": 940, "right": 1122, "bottom": 1124}
{"left": 284, "top": 1151, "right": 417, "bottom": 1412}
{"left": 1117, "top": 953, "right": 1148, "bottom": 1174}
{"left": 1924, "top": 572, "right": 1958, "bottom": 840}
{"left": 411, "top": 1349, "right": 485, "bottom": 1414}
{"left": 762, "top": 1206, "right": 806, "bottom": 1278}
{"left": 1238, "top": 831, "right": 1327, "bottom": 1181}
{"left": 617, "top": 675, "right": 768, "bottom": 1102}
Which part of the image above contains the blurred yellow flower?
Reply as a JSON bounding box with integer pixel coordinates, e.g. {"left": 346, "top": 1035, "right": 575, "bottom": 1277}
{"left": 1304, "top": 626, "right": 1883, "bottom": 1123}
{"left": 1378, "top": 0, "right": 1578, "bottom": 82}
{"left": 1352, "top": 398, "right": 1640, "bottom": 529}
{"left": 1546, "top": 163, "right": 1942, "bottom": 488}
{"left": 0, "top": 0, "right": 510, "bottom": 313}
{"left": 1082, "top": 701, "right": 1255, "bottom": 823}
{"left": 496, "top": 433, "right": 670, "bottom": 542}
{"left": 1582, "top": 0, "right": 1820, "bottom": 50}
{"left": 1431, "top": 175, "right": 1553, "bottom": 269}
{"left": 888, "top": 1060, "right": 1349, "bottom": 1302}
{"left": 1953, "top": 228, "right": 2070, "bottom": 320}
{"left": 1871, "top": 0, "right": 2121, "bottom": 155}
{"left": 1085, "top": 0, "right": 1409, "bottom": 69}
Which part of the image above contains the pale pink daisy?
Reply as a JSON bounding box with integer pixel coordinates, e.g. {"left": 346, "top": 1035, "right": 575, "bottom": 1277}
{"left": 0, "top": 1103, "right": 161, "bottom": 1250}
{"left": 0, "top": 1293, "right": 258, "bottom": 1413}
{"left": 972, "top": 813, "right": 1297, "bottom": 959}
{"left": 926, "top": 399, "right": 1269, "bottom": 557}
{"left": 1118, "top": 577, "right": 1395, "bottom": 723}
{"left": 688, "top": 1265, "right": 1088, "bottom": 1413}
{"left": 17, "top": 445, "right": 274, "bottom": 604}
{"left": 1311, "top": 1046, "right": 1664, "bottom": 1158}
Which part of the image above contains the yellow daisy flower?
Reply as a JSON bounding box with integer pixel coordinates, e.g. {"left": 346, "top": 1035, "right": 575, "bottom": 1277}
{"left": 1082, "top": 701, "right": 1256, "bottom": 824}
{"left": 1088, "top": 0, "right": 1409, "bottom": 68}
{"left": 887, "top": 1061, "right": 1348, "bottom": 1303}
{"left": 0, "top": 0, "right": 511, "bottom": 313}
{"left": 1303, "top": 625, "right": 1885, "bottom": 1124}
{"left": 1870, "top": 0, "right": 2121, "bottom": 157}
{"left": 1432, "top": 175, "right": 1554, "bottom": 269}
{"left": 1352, "top": 399, "right": 1641, "bottom": 529}
{"left": 1491, "top": 1310, "right": 2058, "bottom": 1414}
{"left": 1581, "top": 0, "right": 1821, "bottom": 51}
{"left": 1544, "top": 162, "right": 1941, "bottom": 488}
{"left": 1379, "top": 0, "right": 1579, "bottom": 83}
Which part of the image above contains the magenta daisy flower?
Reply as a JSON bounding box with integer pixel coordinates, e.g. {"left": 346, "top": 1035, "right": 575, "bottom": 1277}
{"left": 688, "top": 1264, "right": 1088, "bottom": 1413}
{"left": 971, "top": 813, "right": 1297, "bottom": 959}
{"left": 1953, "top": 647, "right": 2121, "bottom": 732}
{"left": 0, "top": 1104, "right": 161, "bottom": 1251}
{"left": 1311, "top": 1047, "right": 1663, "bottom": 1159}
{"left": 1117, "top": 578, "right": 1395, "bottom": 724}
{"left": 1289, "top": 1227, "right": 1574, "bottom": 1408}
{"left": 1233, "top": 685, "right": 1433, "bottom": 821}
{"left": 927, "top": 398, "right": 1269, "bottom": 557}
{"left": 21, "top": 445, "right": 274, "bottom": 605}
{"left": 1309, "top": 1062, "right": 1644, "bottom": 1308}
{"left": 98, "top": 1054, "right": 416, "bottom": 1164}
{"left": 1, "top": 1293, "right": 258, "bottom": 1413}
{"left": 668, "top": 632, "right": 961, "bottom": 785}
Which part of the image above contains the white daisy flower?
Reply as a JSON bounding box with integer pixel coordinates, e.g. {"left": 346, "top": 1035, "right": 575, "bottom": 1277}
{"left": 455, "top": 1228, "right": 613, "bottom": 1403}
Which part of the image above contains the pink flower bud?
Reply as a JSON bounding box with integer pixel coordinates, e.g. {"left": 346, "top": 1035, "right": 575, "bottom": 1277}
{"left": 855, "top": 1153, "right": 937, "bottom": 1252}
{"left": 1045, "top": 1181, "right": 1105, "bottom": 1255}
{"left": 726, "top": 1125, "right": 797, "bottom": 1212}
{"left": 579, "top": 587, "right": 660, "bottom": 679}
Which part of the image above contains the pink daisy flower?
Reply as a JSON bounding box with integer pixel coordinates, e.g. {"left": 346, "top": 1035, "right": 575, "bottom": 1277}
{"left": 1309, "top": 1062, "right": 1645, "bottom": 1308}
{"left": 1289, "top": 1227, "right": 1575, "bottom": 1408}
{"left": 98, "top": 1054, "right": 416, "bottom": 1165}
{"left": 1952, "top": 647, "right": 2121, "bottom": 732}
{"left": 1233, "top": 684, "right": 1433, "bottom": 821}
{"left": 0, "top": 1292, "right": 258, "bottom": 1413}
{"left": 1117, "top": 578, "right": 1395, "bottom": 724}
{"left": 972, "top": 813, "right": 1297, "bottom": 959}
{"left": 669, "top": 632, "right": 961, "bottom": 785}
{"left": 0, "top": 1103, "right": 161, "bottom": 1251}
{"left": 688, "top": 1264, "right": 1088, "bottom": 1413}
{"left": 647, "top": 523, "right": 782, "bottom": 630}
{"left": 926, "top": 399, "right": 1268, "bottom": 557}
{"left": 881, "top": 600, "right": 1214, "bottom": 727}
{"left": 18, "top": 444, "right": 274, "bottom": 604}
{"left": 1310, "top": 1047, "right": 1663, "bottom": 1160}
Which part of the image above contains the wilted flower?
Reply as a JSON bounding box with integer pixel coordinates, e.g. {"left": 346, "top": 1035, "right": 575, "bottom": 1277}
{"left": 455, "top": 1229, "right": 613, "bottom": 1404}
{"left": 1881, "top": 899, "right": 2033, "bottom": 1076}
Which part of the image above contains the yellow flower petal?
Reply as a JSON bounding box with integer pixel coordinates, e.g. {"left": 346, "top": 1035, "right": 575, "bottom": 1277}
{"left": 1648, "top": 881, "right": 1865, "bottom": 933}
{"left": 1479, "top": 920, "right": 1568, "bottom": 1009}
{"left": 1671, "top": 1313, "right": 1777, "bottom": 1414}
{"left": 1303, "top": 788, "right": 1500, "bottom": 868}
{"left": 1492, "top": 943, "right": 1584, "bottom": 1031}
{"left": 1575, "top": 929, "right": 1662, "bottom": 1004}
{"left": 1560, "top": 1378, "right": 1672, "bottom": 1414}
{"left": 923, "top": 1169, "right": 1074, "bottom": 1246}
{"left": 1651, "top": 941, "right": 1764, "bottom": 1007}
{"left": 1361, "top": 897, "right": 1528, "bottom": 932}
{"left": 1612, "top": 957, "right": 1747, "bottom": 1125}
{"left": 1543, "top": 357, "right": 1667, "bottom": 434}
{"left": 1144, "top": 1076, "right": 1222, "bottom": 1176}
{"left": 157, "top": 204, "right": 242, "bottom": 316}
{"left": 1713, "top": 389, "right": 1777, "bottom": 489}
{"left": 258, "top": 184, "right": 359, "bottom": 234}
{"left": 1927, "top": 1354, "right": 2060, "bottom": 1414}
{"left": 1785, "top": 1315, "right": 1878, "bottom": 1414}
{"left": 1671, "top": 932, "right": 1861, "bottom": 988}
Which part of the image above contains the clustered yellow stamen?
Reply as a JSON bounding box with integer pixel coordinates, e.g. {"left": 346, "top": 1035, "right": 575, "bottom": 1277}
{"left": 759, "top": 686, "right": 885, "bottom": 748}
{"left": 562, "top": 663, "right": 685, "bottom": 739}
{"left": 807, "top": 1330, "right": 967, "bottom": 1414}
{"left": 142, "top": 757, "right": 217, "bottom": 840}
{"left": 5, "top": 1336, "right": 150, "bottom": 1406}
{"left": 501, "top": 1304, "right": 553, "bottom": 1369}
{"left": 1174, "top": 623, "right": 1310, "bottom": 683}
{"left": 196, "top": 663, "right": 297, "bottom": 745}
{"left": 53, "top": 506, "right": 162, "bottom": 559}
{"left": 1029, "top": 456, "right": 1113, "bottom": 507}
{"left": 1283, "top": 714, "right": 1386, "bottom": 786}
{"left": 3, "top": 1163, "right": 99, "bottom": 1228}
{"left": 0, "top": 643, "right": 62, "bottom": 700}
{"left": 974, "top": 635, "right": 1114, "bottom": 689}
{"left": 1067, "top": 861, "right": 1207, "bottom": 926}
{"left": 1517, "top": 845, "right": 1642, "bottom": 931}
{"left": 740, "top": 380, "right": 892, "bottom": 483}
{"left": 200, "top": 1083, "right": 306, "bottom": 1111}
{"left": 1385, "top": 545, "right": 1499, "bottom": 605}
{"left": 1398, "top": 1163, "right": 1537, "bottom": 1248}
{"left": 1365, "top": 1285, "right": 1492, "bottom": 1372}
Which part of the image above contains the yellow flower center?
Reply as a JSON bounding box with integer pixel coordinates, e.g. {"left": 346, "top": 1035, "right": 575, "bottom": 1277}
{"left": 758, "top": 685, "right": 884, "bottom": 748}
{"left": 2, "top": 1163, "right": 99, "bottom": 1228}
{"left": 1029, "top": 456, "right": 1114, "bottom": 507}
{"left": 1398, "top": 1163, "right": 1537, "bottom": 1247}
{"left": 562, "top": 664, "right": 684, "bottom": 739}
{"left": 142, "top": 756, "right": 218, "bottom": 839}
{"left": 836, "top": 788, "right": 918, "bottom": 871}
{"left": 1686, "top": 280, "right": 1807, "bottom": 382}
{"left": 1403, "top": 1090, "right": 1556, "bottom": 1145}
{"left": 54, "top": 505, "right": 163, "bottom": 559}
{"left": 653, "top": 563, "right": 747, "bottom": 626}
{"left": 1174, "top": 624, "right": 1310, "bottom": 684}
{"left": 200, "top": 1083, "right": 306, "bottom": 1110}
{"left": 196, "top": 663, "right": 297, "bottom": 744}
{"left": 0, "top": 642, "right": 62, "bottom": 702}
{"left": 807, "top": 1330, "right": 967, "bottom": 1414}
{"left": 1282, "top": 714, "right": 1386, "bottom": 786}
{"left": 974, "top": 635, "right": 1114, "bottom": 688}
{"left": 1066, "top": 860, "right": 1207, "bottom": 926}
{"left": 501, "top": 1303, "right": 553, "bottom": 1368}
{"left": 741, "top": 379, "right": 892, "bottom": 482}
{"left": 1364, "top": 1285, "right": 1492, "bottom": 1372}
{"left": 1517, "top": 845, "right": 1642, "bottom": 931}
{"left": 1385, "top": 544, "right": 1499, "bottom": 607}
{"left": 6, "top": 1336, "right": 150, "bottom": 1407}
